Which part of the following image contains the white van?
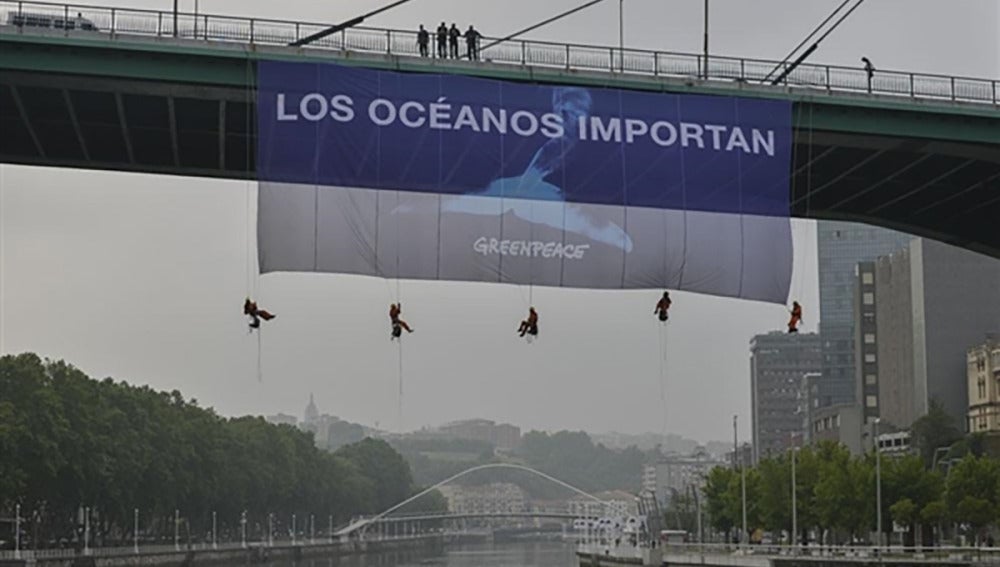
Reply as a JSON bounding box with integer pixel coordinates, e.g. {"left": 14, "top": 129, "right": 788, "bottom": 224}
{"left": 7, "top": 12, "right": 98, "bottom": 31}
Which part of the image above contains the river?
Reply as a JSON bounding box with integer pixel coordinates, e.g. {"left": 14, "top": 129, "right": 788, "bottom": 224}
{"left": 257, "top": 540, "right": 578, "bottom": 566}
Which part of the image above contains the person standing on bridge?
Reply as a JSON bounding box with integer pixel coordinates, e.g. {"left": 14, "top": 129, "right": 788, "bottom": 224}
{"left": 436, "top": 22, "right": 448, "bottom": 58}
{"left": 464, "top": 25, "right": 482, "bottom": 60}
{"left": 417, "top": 24, "right": 430, "bottom": 57}
{"left": 448, "top": 23, "right": 461, "bottom": 59}
{"left": 861, "top": 57, "right": 876, "bottom": 92}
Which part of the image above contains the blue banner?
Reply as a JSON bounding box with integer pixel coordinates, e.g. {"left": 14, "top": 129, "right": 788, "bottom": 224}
{"left": 257, "top": 60, "right": 793, "bottom": 303}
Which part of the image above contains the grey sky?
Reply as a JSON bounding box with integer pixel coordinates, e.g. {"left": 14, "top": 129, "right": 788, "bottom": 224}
{"left": 1, "top": 0, "right": 997, "bottom": 443}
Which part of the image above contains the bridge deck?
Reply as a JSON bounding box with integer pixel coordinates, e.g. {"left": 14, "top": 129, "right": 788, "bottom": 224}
{"left": 1, "top": 1, "right": 998, "bottom": 258}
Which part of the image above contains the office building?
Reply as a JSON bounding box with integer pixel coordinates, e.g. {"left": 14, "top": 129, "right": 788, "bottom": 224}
{"left": 810, "top": 403, "right": 863, "bottom": 455}
{"left": 644, "top": 452, "right": 726, "bottom": 504}
{"left": 968, "top": 335, "right": 1000, "bottom": 433}
{"left": 863, "top": 239, "right": 1000, "bottom": 429}
{"left": 816, "top": 221, "right": 912, "bottom": 407}
{"left": 750, "top": 332, "right": 822, "bottom": 463}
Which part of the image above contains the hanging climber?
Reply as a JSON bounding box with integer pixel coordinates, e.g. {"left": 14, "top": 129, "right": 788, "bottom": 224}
{"left": 244, "top": 297, "right": 276, "bottom": 330}
{"left": 654, "top": 291, "right": 672, "bottom": 322}
{"left": 517, "top": 307, "right": 539, "bottom": 338}
{"left": 787, "top": 301, "right": 803, "bottom": 334}
{"left": 389, "top": 303, "right": 414, "bottom": 340}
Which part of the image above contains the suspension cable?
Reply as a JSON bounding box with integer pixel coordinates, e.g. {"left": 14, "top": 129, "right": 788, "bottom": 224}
{"left": 761, "top": 0, "right": 852, "bottom": 82}
{"left": 481, "top": 0, "right": 608, "bottom": 51}
{"left": 770, "top": 0, "right": 868, "bottom": 86}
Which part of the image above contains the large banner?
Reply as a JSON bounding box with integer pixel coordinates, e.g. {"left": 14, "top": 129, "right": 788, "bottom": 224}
{"left": 257, "top": 61, "right": 793, "bottom": 303}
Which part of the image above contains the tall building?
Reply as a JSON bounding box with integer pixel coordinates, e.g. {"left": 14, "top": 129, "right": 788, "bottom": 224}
{"left": 967, "top": 336, "right": 1000, "bottom": 434}
{"left": 816, "top": 221, "right": 912, "bottom": 408}
{"left": 862, "top": 239, "right": 1000, "bottom": 430}
{"left": 750, "top": 332, "right": 822, "bottom": 463}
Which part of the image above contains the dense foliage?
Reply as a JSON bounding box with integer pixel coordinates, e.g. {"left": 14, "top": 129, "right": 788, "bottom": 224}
{"left": 704, "top": 440, "right": 1000, "bottom": 546}
{"left": 0, "top": 353, "right": 443, "bottom": 549}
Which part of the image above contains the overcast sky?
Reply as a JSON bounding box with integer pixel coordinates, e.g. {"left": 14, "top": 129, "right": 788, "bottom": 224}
{"left": 1, "top": 0, "right": 997, "bottom": 443}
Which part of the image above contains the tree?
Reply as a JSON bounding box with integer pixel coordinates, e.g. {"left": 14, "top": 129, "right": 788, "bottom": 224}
{"left": 0, "top": 353, "right": 425, "bottom": 547}
{"left": 814, "top": 443, "right": 870, "bottom": 543}
{"left": 756, "top": 454, "right": 791, "bottom": 534}
{"left": 889, "top": 499, "right": 918, "bottom": 545}
{"left": 704, "top": 466, "right": 737, "bottom": 536}
{"left": 945, "top": 454, "right": 1000, "bottom": 544}
{"left": 920, "top": 499, "right": 947, "bottom": 543}
{"left": 881, "top": 454, "right": 944, "bottom": 546}
{"left": 911, "top": 399, "right": 962, "bottom": 468}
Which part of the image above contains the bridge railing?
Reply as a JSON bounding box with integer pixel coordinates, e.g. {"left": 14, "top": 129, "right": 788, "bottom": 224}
{"left": 662, "top": 542, "right": 1000, "bottom": 564}
{"left": 2, "top": 0, "right": 997, "bottom": 106}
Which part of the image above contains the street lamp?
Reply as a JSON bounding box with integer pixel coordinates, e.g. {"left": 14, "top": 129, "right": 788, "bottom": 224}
{"left": 212, "top": 511, "right": 217, "bottom": 549}
{"left": 84, "top": 506, "right": 90, "bottom": 556}
{"left": 14, "top": 503, "right": 20, "bottom": 560}
{"left": 133, "top": 508, "right": 139, "bottom": 554}
{"left": 874, "top": 418, "right": 882, "bottom": 554}
{"left": 240, "top": 511, "right": 247, "bottom": 549}
{"left": 618, "top": 0, "right": 624, "bottom": 72}
{"left": 173, "top": 509, "right": 179, "bottom": 552}
{"left": 790, "top": 432, "right": 798, "bottom": 552}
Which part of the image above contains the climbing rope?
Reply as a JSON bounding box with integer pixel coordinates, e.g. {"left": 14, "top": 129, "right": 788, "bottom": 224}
{"left": 657, "top": 315, "right": 670, "bottom": 441}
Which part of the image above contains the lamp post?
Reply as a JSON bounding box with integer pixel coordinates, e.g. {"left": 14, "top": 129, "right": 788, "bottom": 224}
{"left": 240, "top": 511, "right": 247, "bottom": 549}
{"left": 212, "top": 511, "right": 217, "bottom": 549}
{"left": 292, "top": 514, "right": 297, "bottom": 546}
{"left": 702, "top": 0, "right": 709, "bottom": 78}
{"left": 84, "top": 506, "right": 91, "bottom": 556}
{"left": 791, "top": 434, "right": 798, "bottom": 552}
{"left": 268, "top": 513, "right": 273, "bottom": 547}
{"left": 14, "top": 503, "right": 20, "bottom": 560}
{"left": 133, "top": 508, "right": 139, "bottom": 554}
{"left": 328, "top": 515, "right": 333, "bottom": 543}
{"left": 740, "top": 445, "right": 747, "bottom": 546}
{"left": 173, "top": 509, "right": 179, "bottom": 552}
{"left": 618, "top": 0, "right": 624, "bottom": 72}
{"left": 875, "top": 417, "right": 882, "bottom": 554}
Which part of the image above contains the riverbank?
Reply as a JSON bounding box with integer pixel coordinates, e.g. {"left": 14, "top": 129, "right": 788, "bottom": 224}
{"left": 0, "top": 535, "right": 443, "bottom": 567}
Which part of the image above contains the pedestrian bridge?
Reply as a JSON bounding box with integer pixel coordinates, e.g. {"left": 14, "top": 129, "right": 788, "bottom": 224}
{"left": 333, "top": 463, "right": 622, "bottom": 538}
{"left": 1, "top": 1, "right": 998, "bottom": 258}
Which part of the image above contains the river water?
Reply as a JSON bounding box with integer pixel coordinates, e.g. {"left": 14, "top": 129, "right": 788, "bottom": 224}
{"left": 259, "top": 540, "right": 578, "bottom": 566}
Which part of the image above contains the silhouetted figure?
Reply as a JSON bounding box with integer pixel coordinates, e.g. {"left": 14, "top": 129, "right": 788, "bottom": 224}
{"left": 464, "top": 25, "right": 482, "bottom": 60}
{"left": 417, "top": 24, "right": 429, "bottom": 57}
{"left": 787, "top": 301, "right": 802, "bottom": 334}
{"left": 436, "top": 22, "right": 448, "bottom": 58}
{"left": 244, "top": 298, "right": 276, "bottom": 330}
{"left": 654, "top": 291, "right": 672, "bottom": 322}
{"left": 448, "top": 23, "right": 460, "bottom": 58}
{"left": 389, "top": 303, "right": 414, "bottom": 340}
{"left": 861, "top": 57, "right": 875, "bottom": 92}
{"left": 517, "top": 307, "right": 539, "bottom": 338}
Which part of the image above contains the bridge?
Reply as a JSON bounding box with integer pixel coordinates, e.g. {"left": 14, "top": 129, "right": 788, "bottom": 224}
{"left": 332, "top": 463, "right": 625, "bottom": 538}
{"left": 1, "top": 1, "right": 998, "bottom": 258}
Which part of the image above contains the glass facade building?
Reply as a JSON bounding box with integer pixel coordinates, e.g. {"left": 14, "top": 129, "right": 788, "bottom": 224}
{"left": 815, "top": 220, "right": 912, "bottom": 407}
